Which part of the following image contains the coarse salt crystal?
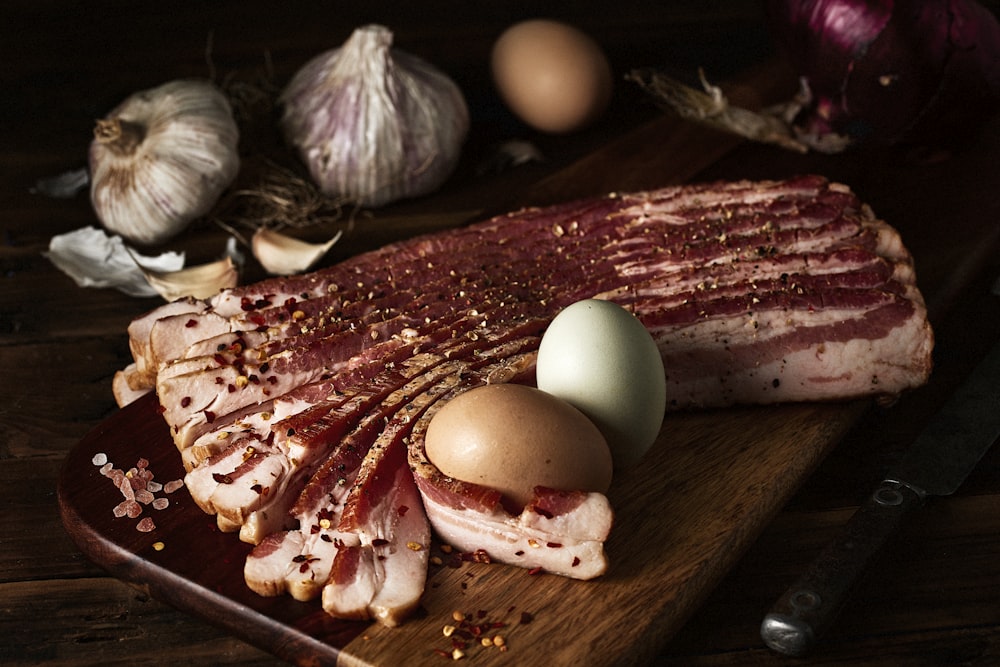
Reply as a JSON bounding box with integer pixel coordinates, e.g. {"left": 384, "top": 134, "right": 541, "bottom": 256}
{"left": 92, "top": 452, "right": 108, "bottom": 466}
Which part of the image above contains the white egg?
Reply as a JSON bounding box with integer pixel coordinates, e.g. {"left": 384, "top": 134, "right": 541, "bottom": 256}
{"left": 536, "top": 299, "right": 666, "bottom": 468}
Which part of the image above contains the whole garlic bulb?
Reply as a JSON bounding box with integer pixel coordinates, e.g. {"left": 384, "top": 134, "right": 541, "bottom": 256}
{"left": 280, "top": 24, "right": 469, "bottom": 208}
{"left": 89, "top": 79, "right": 240, "bottom": 245}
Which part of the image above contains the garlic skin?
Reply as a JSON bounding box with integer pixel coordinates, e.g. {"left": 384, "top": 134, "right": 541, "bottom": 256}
{"left": 89, "top": 79, "right": 240, "bottom": 245}
{"left": 280, "top": 25, "right": 469, "bottom": 207}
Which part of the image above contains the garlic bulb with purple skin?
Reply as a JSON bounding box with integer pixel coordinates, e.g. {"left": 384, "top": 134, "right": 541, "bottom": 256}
{"left": 89, "top": 79, "right": 240, "bottom": 245}
{"left": 280, "top": 24, "right": 469, "bottom": 208}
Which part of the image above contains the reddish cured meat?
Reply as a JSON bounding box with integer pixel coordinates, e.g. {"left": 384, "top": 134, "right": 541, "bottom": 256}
{"left": 121, "top": 175, "right": 933, "bottom": 627}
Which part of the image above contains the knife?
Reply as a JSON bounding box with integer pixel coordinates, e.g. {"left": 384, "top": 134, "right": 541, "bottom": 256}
{"left": 760, "top": 338, "right": 1000, "bottom": 657}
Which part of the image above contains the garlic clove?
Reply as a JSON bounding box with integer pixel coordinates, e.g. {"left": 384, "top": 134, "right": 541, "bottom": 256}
{"left": 251, "top": 227, "right": 343, "bottom": 275}
{"left": 140, "top": 256, "right": 238, "bottom": 301}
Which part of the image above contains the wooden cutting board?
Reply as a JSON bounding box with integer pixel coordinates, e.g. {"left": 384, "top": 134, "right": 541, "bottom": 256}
{"left": 56, "top": 61, "right": 873, "bottom": 665}
{"left": 58, "top": 392, "right": 866, "bottom": 666}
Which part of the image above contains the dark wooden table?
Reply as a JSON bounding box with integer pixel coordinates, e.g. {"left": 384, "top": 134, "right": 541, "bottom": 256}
{"left": 3, "top": 2, "right": 999, "bottom": 665}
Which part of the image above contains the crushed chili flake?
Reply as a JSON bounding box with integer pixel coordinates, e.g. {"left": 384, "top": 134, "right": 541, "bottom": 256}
{"left": 433, "top": 607, "right": 524, "bottom": 660}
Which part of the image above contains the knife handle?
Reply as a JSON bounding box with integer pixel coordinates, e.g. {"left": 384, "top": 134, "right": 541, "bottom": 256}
{"left": 760, "top": 481, "right": 924, "bottom": 656}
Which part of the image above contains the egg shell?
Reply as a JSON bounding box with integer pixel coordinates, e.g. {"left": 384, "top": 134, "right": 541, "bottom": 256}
{"left": 424, "top": 383, "right": 613, "bottom": 509}
{"left": 491, "top": 19, "right": 613, "bottom": 134}
{"left": 536, "top": 299, "right": 667, "bottom": 468}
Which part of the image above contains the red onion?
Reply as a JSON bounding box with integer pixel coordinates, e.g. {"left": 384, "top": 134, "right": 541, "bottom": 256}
{"left": 767, "top": 0, "right": 1000, "bottom": 148}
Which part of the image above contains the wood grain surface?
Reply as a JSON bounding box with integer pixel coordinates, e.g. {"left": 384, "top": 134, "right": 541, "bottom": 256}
{"left": 57, "top": 370, "right": 866, "bottom": 666}
{"left": 4, "top": 3, "right": 1000, "bottom": 666}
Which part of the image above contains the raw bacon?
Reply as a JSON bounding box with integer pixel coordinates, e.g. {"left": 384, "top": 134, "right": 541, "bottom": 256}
{"left": 119, "top": 176, "right": 933, "bottom": 627}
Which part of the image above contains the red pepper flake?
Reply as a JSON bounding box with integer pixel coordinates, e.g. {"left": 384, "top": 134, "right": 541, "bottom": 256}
{"left": 372, "top": 538, "right": 389, "bottom": 547}
{"left": 397, "top": 505, "right": 409, "bottom": 516}
{"left": 204, "top": 411, "right": 216, "bottom": 423}
{"left": 433, "top": 607, "right": 520, "bottom": 660}
{"left": 534, "top": 506, "right": 554, "bottom": 519}
{"left": 184, "top": 319, "right": 198, "bottom": 328}
{"left": 527, "top": 567, "right": 544, "bottom": 576}
{"left": 180, "top": 396, "right": 192, "bottom": 408}
{"left": 571, "top": 556, "right": 581, "bottom": 567}
{"left": 212, "top": 473, "right": 234, "bottom": 484}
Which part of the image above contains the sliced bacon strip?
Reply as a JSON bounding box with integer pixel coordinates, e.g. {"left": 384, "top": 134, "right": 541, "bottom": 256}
{"left": 119, "top": 176, "right": 934, "bottom": 627}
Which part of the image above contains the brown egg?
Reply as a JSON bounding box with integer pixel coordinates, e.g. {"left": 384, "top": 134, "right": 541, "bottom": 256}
{"left": 491, "top": 19, "right": 613, "bottom": 134}
{"left": 425, "top": 383, "right": 613, "bottom": 509}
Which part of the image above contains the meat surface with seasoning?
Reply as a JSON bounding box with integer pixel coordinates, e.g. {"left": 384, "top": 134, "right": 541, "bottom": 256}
{"left": 115, "top": 175, "right": 934, "bottom": 626}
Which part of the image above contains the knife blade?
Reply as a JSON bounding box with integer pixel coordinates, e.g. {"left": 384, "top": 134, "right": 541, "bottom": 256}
{"left": 760, "top": 338, "right": 1000, "bottom": 657}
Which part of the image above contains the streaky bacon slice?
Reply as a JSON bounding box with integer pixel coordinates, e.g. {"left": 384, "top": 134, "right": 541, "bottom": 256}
{"left": 118, "top": 176, "right": 934, "bottom": 627}
{"left": 245, "top": 336, "right": 538, "bottom": 616}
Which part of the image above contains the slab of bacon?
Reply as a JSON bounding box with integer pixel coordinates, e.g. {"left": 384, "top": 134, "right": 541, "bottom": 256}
{"left": 116, "top": 176, "right": 933, "bottom": 626}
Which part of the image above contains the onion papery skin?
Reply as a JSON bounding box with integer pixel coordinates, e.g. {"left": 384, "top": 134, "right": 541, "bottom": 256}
{"left": 280, "top": 25, "right": 469, "bottom": 208}
{"left": 767, "top": 0, "right": 1000, "bottom": 148}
